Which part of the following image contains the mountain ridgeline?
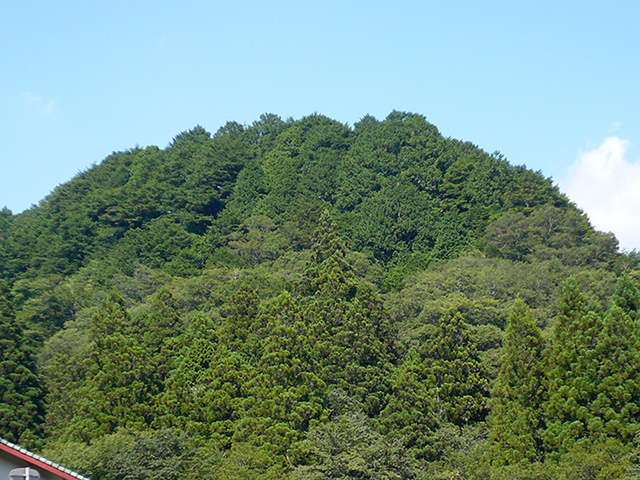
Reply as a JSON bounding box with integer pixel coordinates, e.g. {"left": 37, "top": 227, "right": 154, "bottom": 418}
{"left": 1, "top": 112, "right": 638, "bottom": 479}
{"left": 1, "top": 112, "right": 618, "bottom": 283}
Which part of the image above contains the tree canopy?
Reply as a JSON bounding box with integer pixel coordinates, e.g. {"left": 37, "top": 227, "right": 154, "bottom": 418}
{"left": 0, "top": 112, "right": 637, "bottom": 479}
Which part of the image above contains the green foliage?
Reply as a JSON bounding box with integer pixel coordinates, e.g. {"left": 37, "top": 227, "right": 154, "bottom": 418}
{"left": 301, "top": 213, "right": 395, "bottom": 416}
{"left": 12, "top": 275, "right": 75, "bottom": 341}
{"left": 70, "top": 291, "right": 153, "bottom": 440}
{"left": 218, "top": 286, "right": 263, "bottom": 361}
{"left": 292, "top": 411, "right": 418, "bottom": 480}
{"left": 423, "top": 424, "right": 487, "bottom": 480}
{"left": 589, "top": 303, "right": 640, "bottom": 442}
{"left": 486, "top": 299, "right": 547, "bottom": 465}
{"left": 378, "top": 348, "right": 438, "bottom": 460}
{"left": 544, "top": 276, "right": 640, "bottom": 456}
{"left": 553, "top": 438, "right": 631, "bottom": 480}
{"left": 0, "top": 112, "right": 636, "bottom": 476}
{"left": 0, "top": 207, "right": 13, "bottom": 282}
{"left": 544, "top": 278, "right": 601, "bottom": 453}
{"left": 44, "top": 429, "right": 195, "bottom": 480}
{"left": 238, "top": 291, "right": 326, "bottom": 461}
{"left": 611, "top": 274, "right": 640, "bottom": 320}
{"left": 422, "top": 309, "right": 490, "bottom": 426}
{"left": 0, "top": 281, "right": 45, "bottom": 445}
{"left": 40, "top": 325, "right": 90, "bottom": 440}
{"left": 482, "top": 204, "right": 617, "bottom": 268}
{"left": 213, "top": 442, "right": 288, "bottom": 480}
{"left": 161, "top": 342, "right": 253, "bottom": 445}
{"left": 1, "top": 112, "right": 588, "bottom": 287}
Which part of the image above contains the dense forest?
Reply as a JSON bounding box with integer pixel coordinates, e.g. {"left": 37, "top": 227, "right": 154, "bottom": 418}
{"left": 1, "top": 112, "right": 639, "bottom": 479}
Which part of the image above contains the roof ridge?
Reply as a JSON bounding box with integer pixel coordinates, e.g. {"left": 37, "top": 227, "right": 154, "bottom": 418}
{"left": 0, "top": 437, "right": 91, "bottom": 480}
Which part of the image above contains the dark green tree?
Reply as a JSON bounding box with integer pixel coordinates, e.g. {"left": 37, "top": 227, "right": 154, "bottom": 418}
{"left": 0, "top": 281, "right": 45, "bottom": 445}
{"left": 218, "top": 286, "right": 263, "bottom": 362}
{"left": 378, "top": 348, "right": 439, "bottom": 460}
{"left": 486, "top": 298, "right": 547, "bottom": 465}
{"left": 66, "top": 291, "right": 151, "bottom": 441}
{"left": 237, "top": 291, "right": 326, "bottom": 464}
{"left": 611, "top": 275, "right": 640, "bottom": 321}
{"left": 158, "top": 312, "right": 252, "bottom": 447}
{"left": 302, "top": 212, "right": 395, "bottom": 416}
{"left": 544, "top": 278, "right": 600, "bottom": 454}
{"left": 0, "top": 208, "right": 13, "bottom": 282}
{"left": 589, "top": 303, "right": 640, "bottom": 442}
{"left": 137, "top": 288, "right": 182, "bottom": 384}
{"left": 422, "top": 308, "right": 490, "bottom": 426}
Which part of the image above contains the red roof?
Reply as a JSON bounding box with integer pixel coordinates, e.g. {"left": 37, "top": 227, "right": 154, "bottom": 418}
{"left": 0, "top": 438, "right": 90, "bottom": 480}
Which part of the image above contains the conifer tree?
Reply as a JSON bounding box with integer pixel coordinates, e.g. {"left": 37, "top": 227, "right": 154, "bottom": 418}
{"left": 160, "top": 289, "right": 270, "bottom": 448}
{"left": 162, "top": 349, "right": 253, "bottom": 446}
{"left": 299, "top": 210, "right": 353, "bottom": 297}
{"left": 130, "top": 288, "right": 183, "bottom": 419}
{"left": 544, "top": 278, "right": 601, "bottom": 454}
{"left": 486, "top": 298, "right": 546, "bottom": 465}
{"left": 0, "top": 281, "right": 45, "bottom": 445}
{"left": 69, "top": 290, "right": 151, "bottom": 441}
{"left": 238, "top": 291, "right": 327, "bottom": 463}
{"left": 590, "top": 303, "right": 640, "bottom": 442}
{"left": 159, "top": 312, "right": 252, "bottom": 447}
{"left": 378, "top": 348, "right": 438, "bottom": 460}
{"left": 611, "top": 275, "right": 640, "bottom": 321}
{"left": 185, "top": 345, "right": 254, "bottom": 447}
{"left": 142, "top": 288, "right": 182, "bottom": 376}
{"left": 422, "top": 308, "right": 489, "bottom": 426}
{"left": 218, "top": 286, "right": 263, "bottom": 362}
{"left": 157, "top": 312, "right": 217, "bottom": 433}
{"left": 301, "top": 211, "right": 394, "bottom": 416}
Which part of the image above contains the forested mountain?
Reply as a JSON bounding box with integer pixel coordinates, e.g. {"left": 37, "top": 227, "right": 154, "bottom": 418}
{"left": 0, "top": 112, "right": 639, "bottom": 479}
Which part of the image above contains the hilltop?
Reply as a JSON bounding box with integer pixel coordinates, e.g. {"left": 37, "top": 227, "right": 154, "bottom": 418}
{"left": 1, "top": 112, "right": 638, "bottom": 479}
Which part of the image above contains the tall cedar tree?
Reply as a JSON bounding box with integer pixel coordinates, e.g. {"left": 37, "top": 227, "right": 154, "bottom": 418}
{"left": 611, "top": 275, "right": 640, "bottom": 321}
{"left": 159, "top": 311, "right": 253, "bottom": 448}
{"left": 0, "top": 281, "right": 45, "bottom": 445}
{"left": 301, "top": 211, "right": 395, "bottom": 416}
{"left": 218, "top": 286, "right": 263, "bottom": 362}
{"left": 238, "top": 291, "right": 327, "bottom": 465}
{"left": 486, "top": 298, "right": 547, "bottom": 465}
{"left": 132, "top": 288, "right": 183, "bottom": 418}
{"left": 589, "top": 277, "right": 640, "bottom": 441}
{"left": 69, "top": 290, "right": 150, "bottom": 441}
{"left": 543, "top": 278, "right": 600, "bottom": 454}
{"left": 378, "top": 348, "right": 439, "bottom": 460}
{"left": 156, "top": 313, "right": 217, "bottom": 435}
{"left": 422, "top": 308, "right": 490, "bottom": 426}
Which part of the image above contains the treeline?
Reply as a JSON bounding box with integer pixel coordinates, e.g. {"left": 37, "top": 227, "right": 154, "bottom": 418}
{"left": 1, "top": 112, "right": 639, "bottom": 479}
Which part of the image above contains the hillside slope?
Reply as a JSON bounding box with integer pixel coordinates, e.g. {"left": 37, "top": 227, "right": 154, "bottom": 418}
{"left": 1, "top": 112, "right": 637, "bottom": 479}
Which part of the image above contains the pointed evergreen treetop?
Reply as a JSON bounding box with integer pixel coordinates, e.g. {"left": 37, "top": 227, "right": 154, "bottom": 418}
{"left": 555, "top": 277, "right": 588, "bottom": 335}
{"left": 301, "top": 210, "right": 356, "bottom": 298}
{"left": 611, "top": 275, "right": 640, "bottom": 321}
{"left": 486, "top": 298, "right": 546, "bottom": 466}
{"left": 90, "top": 289, "right": 130, "bottom": 343}
{"left": 590, "top": 303, "right": 640, "bottom": 442}
{"left": 218, "top": 286, "right": 262, "bottom": 361}
{"left": 422, "top": 308, "right": 490, "bottom": 426}
{"left": 544, "top": 279, "right": 602, "bottom": 454}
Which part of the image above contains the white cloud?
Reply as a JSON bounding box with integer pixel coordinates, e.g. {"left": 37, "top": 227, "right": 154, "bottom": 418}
{"left": 564, "top": 136, "right": 640, "bottom": 252}
{"left": 22, "top": 91, "right": 57, "bottom": 115}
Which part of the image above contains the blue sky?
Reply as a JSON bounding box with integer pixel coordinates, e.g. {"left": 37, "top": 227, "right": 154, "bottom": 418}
{"left": 2, "top": 1, "right": 639, "bottom": 250}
